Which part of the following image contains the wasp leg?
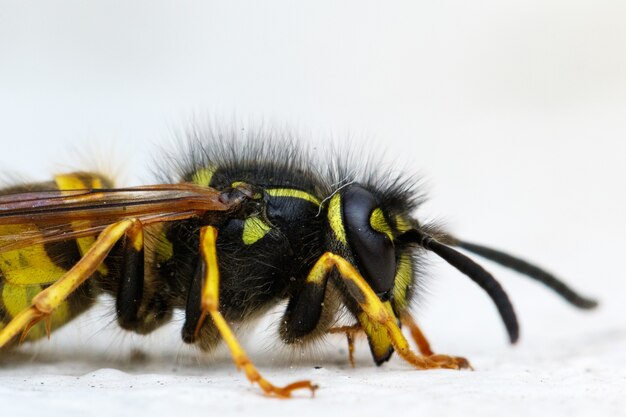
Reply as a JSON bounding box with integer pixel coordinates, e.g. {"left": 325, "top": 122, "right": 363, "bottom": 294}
{"left": 328, "top": 325, "right": 360, "bottom": 367}
{"left": 398, "top": 313, "right": 433, "bottom": 355}
{"left": 400, "top": 312, "right": 471, "bottom": 369}
{"left": 279, "top": 269, "right": 329, "bottom": 343}
{"left": 193, "top": 226, "right": 317, "bottom": 398}
{"left": 0, "top": 219, "right": 139, "bottom": 349}
{"left": 310, "top": 252, "right": 470, "bottom": 370}
{"left": 116, "top": 220, "right": 144, "bottom": 329}
{"left": 328, "top": 319, "right": 471, "bottom": 369}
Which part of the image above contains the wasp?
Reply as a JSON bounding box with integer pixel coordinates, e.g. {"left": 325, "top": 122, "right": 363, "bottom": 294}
{"left": 0, "top": 132, "right": 597, "bottom": 397}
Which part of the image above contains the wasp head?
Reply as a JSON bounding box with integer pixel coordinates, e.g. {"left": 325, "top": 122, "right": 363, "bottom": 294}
{"left": 325, "top": 183, "right": 419, "bottom": 364}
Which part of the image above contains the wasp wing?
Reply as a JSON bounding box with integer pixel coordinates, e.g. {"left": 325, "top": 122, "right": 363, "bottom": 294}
{"left": 0, "top": 183, "right": 233, "bottom": 253}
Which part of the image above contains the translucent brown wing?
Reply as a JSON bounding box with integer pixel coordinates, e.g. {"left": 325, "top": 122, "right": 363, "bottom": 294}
{"left": 0, "top": 183, "right": 235, "bottom": 253}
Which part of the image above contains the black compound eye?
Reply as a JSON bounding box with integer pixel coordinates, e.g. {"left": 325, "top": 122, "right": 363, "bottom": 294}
{"left": 342, "top": 185, "right": 396, "bottom": 299}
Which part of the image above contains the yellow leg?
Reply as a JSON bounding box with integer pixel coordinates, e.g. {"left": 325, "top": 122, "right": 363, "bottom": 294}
{"left": 399, "top": 313, "right": 434, "bottom": 356}
{"left": 328, "top": 325, "right": 359, "bottom": 367}
{"left": 196, "top": 226, "right": 317, "bottom": 398}
{"left": 0, "top": 219, "right": 137, "bottom": 348}
{"left": 329, "top": 318, "right": 470, "bottom": 370}
{"left": 312, "top": 252, "right": 470, "bottom": 370}
{"left": 400, "top": 312, "right": 471, "bottom": 369}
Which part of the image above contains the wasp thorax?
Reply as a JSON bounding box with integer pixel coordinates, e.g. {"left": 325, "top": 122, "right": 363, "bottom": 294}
{"left": 339, "top": 184, "right": 396, "bottom": 300}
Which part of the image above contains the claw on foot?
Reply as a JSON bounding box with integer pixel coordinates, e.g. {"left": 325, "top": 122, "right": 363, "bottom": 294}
{"left": 238, "top": 357, "right": 317, "bottom": 398}
{"left": 18, "top": 308, "right": 50, "bottom": 345}
{"left": 428, "top": 354, "right": 472, "bottom": 370}
{"left": 258, "top": 378, "right": 318, "bottom": 399}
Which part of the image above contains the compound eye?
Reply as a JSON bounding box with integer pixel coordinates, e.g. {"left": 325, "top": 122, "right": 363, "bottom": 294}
{"left": 342, "top": 185, "right": 396, "bottom": 299}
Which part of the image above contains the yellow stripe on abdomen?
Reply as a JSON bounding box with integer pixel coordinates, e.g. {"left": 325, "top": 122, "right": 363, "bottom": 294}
{"left": 0, "top": 225, "right": 69, "bottom": 286}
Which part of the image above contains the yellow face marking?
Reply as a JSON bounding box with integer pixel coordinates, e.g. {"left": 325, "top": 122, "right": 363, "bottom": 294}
{"left": 242, "top": 217, "right": 272, "bottom": 245}
{"left": 191, "top": 167, "right": 215, "bottom": 186}
{"left": 392, "top": 253, "right": 413, "bottom": 311}
{"left": 328, "top": 194, "right": 347, "bottom": 245}
{"left": 266, "top": 188, "right": 321, "bottom": 205}
{"left": 55, "top": 173, "right": 109, "bottom": 275}
{"left": 370, "top": 208, "right": 393, "bottom": 241}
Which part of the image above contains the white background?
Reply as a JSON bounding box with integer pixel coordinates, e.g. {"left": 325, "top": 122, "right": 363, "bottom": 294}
{"left": 0, "top": 1, "right": 625, "bottom": 416}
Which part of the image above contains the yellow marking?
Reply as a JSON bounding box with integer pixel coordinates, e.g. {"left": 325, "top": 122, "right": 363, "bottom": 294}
{"left": 0, "top": 225, "right": 69, "bottom": 285}
{"left": 54, "top": 173, "right": 104, "bottom": 190}
{"left": 191, "top": 167, "right": 215, "bottom": 186}
{"left": 370, "top": 208, "right": 393, "bottom": 241}
{"left": 266, "top": 188, "right": 321, "bottom": 205}
{"left": 3, "top": 285, "right": 42, "bottom": 321}
{"left": 392, "top": 253, "right": 413, "bottom": 311}
{"left": 155, "top": 232, "right": 174, "bottom": 263}
{"left": 55, "top": 173, "right": 108, "bottom": 276}
{"left": 127, "top": 221, "right": 144, "bottom": 252}
{"left": 394, "top": 215, "right": 413, "bottom": 233}
{"left": 242, "top": 217, "right": 272, "bottom": 245}
{"left": 305, "top": 259, "right": 328, "bottom": 285}
{"left": 328, "top": 194, "right": 347, "bottom": 245}
{"left": 358, "top": 301, "right": 395, "bottom": 361}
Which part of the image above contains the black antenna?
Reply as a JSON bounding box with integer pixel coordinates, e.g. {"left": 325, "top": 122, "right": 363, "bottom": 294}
{"left": 453, "top": 240, "right": 598, "bottom": 309}
{"left": 399, "top": 229, "right": 519, "bottom": 344}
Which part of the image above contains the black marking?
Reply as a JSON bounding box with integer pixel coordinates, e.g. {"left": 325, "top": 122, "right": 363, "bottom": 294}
{"left": 343, "top": 279, "right": 367, "bottom": 305}
{"left": 44, "top": 240, "right": 82, "bottom": 271}
{"left": 0, "top": 282, "right": 8, "bottom": 323}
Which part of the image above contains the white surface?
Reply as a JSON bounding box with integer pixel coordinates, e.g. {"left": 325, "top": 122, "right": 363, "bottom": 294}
{"left": 1, "top": 1, "right": 625, "bottom": 416}
{"left": 0, "top": 308, "right": 625, "bottom": 417}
